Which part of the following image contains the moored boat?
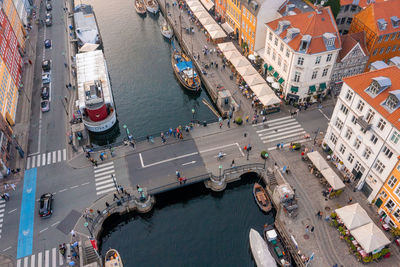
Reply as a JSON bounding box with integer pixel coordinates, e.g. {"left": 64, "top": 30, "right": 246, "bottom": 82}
{"left": 249, "top": 228, "right": 278, "bottom": 267}
{"left": 73, "top": 4, "right": 102, "bottom": 51}
{"left": 145, "top": 0, "right": 159, "bottom": 14}
{"left": 171, "top": 50, "right": 201, "bottom": 92}
{"left": 105, "top": 248, "right": 123, "bottom": 267}
{"left": 264, "top": 224, "right": 292, "bottom": 267}
{"left": 253, "top": 183, "right": 272, "bottom": 213}
{"left": 160, "top": 17, "right": 173, "bottom": 39}
{"left": 134, "top": 0, "right": 147, "bottom": 15}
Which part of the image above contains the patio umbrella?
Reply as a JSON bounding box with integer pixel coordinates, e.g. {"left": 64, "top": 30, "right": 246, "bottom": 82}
{"left": 243, "top": 74, "right": 265, "bottom": 86}
{"left": 266, "top": 76, "right": 274, "bottom": 83}
{"left": 248, "top": 54, "right": 256, "bottom": 60}
{"left": 217, "top": 42, "right": 237, "bottom": 52}
{"left": 250, "top": 84, "right": 271, "bottom": 97}
{"left": 335, "top": 203, "right": 372, "bottom": 230}
{"left": 194, "top": 10, "right": 210, "bottom": 19}
{"left": 236, "top": 65, "right": 258, "bottom": 77}
{"left": 199, "top": 17, "right": 215, "bottom": 26}
{"left": 350, "top": 222, "right": 390, "bottom": 253}
{"left": 272, "top": 82, "right": 280, "bottom": 90}
{"left": 320, "top": 168, "right": 345, "bottom": 190}
{"left": 307, "top": 151, "right": 330, "bottom": 171}
{"left": 230, "top": 56, "right": 251, "bottom": 68}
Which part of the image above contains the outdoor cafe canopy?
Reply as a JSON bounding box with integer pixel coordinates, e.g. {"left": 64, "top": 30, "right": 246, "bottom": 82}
{"left": 200, "top": 0, "right": 214, "bottom": 11}
{"left": 243, "top": 73, "right": 265, "bottom": 86}
{"left": 335, "top": 203, "right": 372, "bottom": 230}
{"left": 189, "top": 5, "right": 204, "bottom": 12}
{"left": 208, "top": 30, "right": 227, "bottom": 39}
{"left": 204, "top": 24, "right": 221, "bottom": 32}
{"left": 258, "top": 93, "right": 281, "bottom": 106}
{"left": 350, "top": 222, "right": 390, "bottom": 253}
{"left": 199, "top": 16, "right": 215, "bottom": 26}
{"left": 194, "top": 10, "right": 210, "bottom": 19}
{"left": 217, "top": 42, "right": 237, "bottom": 53}
{"left": 236, "top": 65, "right": 258, "bottom": 77}
{"left": 320, "top": 168, "right": 345, "bottom": 190}
{"left": 230, "top": 56, "right": 251, "bottom": 68}
{"left": 307, "top": 151, "right": 330, "bottom": 171}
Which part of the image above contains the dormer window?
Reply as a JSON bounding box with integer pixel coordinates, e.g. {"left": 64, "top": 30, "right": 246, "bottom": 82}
{"left": 283, "top": 28, "right": 300, "bottom": 43}
{"left": 299, "top": 35, "right": 311, "bottom": 52}
{"left": 276, "top": 20, "right": 290, "bottom": 34}
{"left": 377, "top": 19, "right": 388, "bottom": 31}
{"left": 367, "top": 77, "right": 391, "bottom": 96}
{"left": 385, "top": 90, "right": 400, "bottom": 110}
{"left": 323, "top": 33, "right": 336, "bottom": 50}
{"left": 391, "top": 16, "right": 400, "bottom": 28}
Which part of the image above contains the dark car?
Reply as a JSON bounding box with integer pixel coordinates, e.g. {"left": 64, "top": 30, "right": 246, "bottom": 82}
{"left": 41, "top": 100, "right": 50, "bottom": 112}
{"left": 39, "top": 193, "right": 53, "bottom": 218}
{"left": 44, "top": 39, "right": 51, "bottom": 48}
{"left": 41, "top": 86, "right": 49, "bottom": 100}
{"left": 42, "top": 60, "right": 51, "bottom": 71}
{"left": 45, "top": 17, "right": 52, "bottom": 26}
{"left": 46, "top": 3, "right": 52, "bottom": 11}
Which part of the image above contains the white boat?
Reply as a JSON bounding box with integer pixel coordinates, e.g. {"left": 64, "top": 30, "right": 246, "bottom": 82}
{"left": 105, "top": 248, "right": 123, "bottom": 267}
{"left": 145, "top": 0, "right": 159, "bottom": 14}
{"left": 160, "top": 18, "right": 173, "bottom": 39}
{"left": 73, "top": 4, "right": 101, "bottom": 50}
{"left": 249, "top": 228, "right": 277, "bottom": 267}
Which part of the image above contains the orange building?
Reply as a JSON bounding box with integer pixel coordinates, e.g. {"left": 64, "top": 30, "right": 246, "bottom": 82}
{"left": 0, "top": 58, "right": 19, "bottom": 124}
{"left": 215, "top": 0, "right": 227, "bottom": 18}
{"left": 349, "top": 0, "right": 400, "bottom": 71}
{"left": 375, "top": 159, "right": 400, "bottom": 228}
{"left": 1, "top": 0, "right": 26, "bottom": 49}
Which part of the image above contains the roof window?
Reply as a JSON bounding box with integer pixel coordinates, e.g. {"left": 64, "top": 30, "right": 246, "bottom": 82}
{"left": 377, "top": 19, "right": 388, "bottom": 31}
{"left": 366, "top": 77, "right": 391, "bottom": 96}
{"left": 276, "top": 20, "right": 291, "bottom": 34}
{"left": 323, "top": 33, "right": 336, "bottom": 50}
{"left": 283, "top": 28, "right": 300, "bottom": 43}
{"left": 299, "top": 35, "right": 311, "bottom": 52}
{"left": 383, "top": 91, "right": 400, "bottom": 111}
{"left": 391, "top": 16, "right": 400, "bottom": 28}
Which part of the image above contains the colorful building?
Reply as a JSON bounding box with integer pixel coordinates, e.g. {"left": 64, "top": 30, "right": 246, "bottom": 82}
{"left": 1, "top": 0, "right": 27, "bottom": 49}
{"left": 348, "top": 0, "right": 400, "bottom": 71}
{"left": 0, "top": 112, "right": 13, "bottom": 177}
{"left": 374, "top": 160, "right": 400, "bottom": 228}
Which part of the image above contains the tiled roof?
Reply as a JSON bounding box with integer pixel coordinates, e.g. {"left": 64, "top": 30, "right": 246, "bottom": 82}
{"left": 343, "top": 66, "right": 400, "bottom": 130}
{"left": 266, "top": 7, "right": 340, "bottom": 54}
{"left": 354, "top": 0, "right": 400, "bottom": 35}
{"left": 337, "top": 32, "right": 368, "bottom": 61}
{"left": 339, "top": 0, "right": 385, "bottom": 9}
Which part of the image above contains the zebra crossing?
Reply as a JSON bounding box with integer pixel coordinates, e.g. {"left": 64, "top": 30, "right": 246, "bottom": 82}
{"left": 94, "top": 161, "right": 117, "bottom": 195}
{"left": 26, "top": 149, "right": 67, "bottom": 169}
{"left": 17, "top": 245, "right": 69, "bottom": 267}
{"left": 253, "top": 116, "right": 308, "bottom": 147}
{"left": 0, "top": 199, "right": 5, "bottom": 239}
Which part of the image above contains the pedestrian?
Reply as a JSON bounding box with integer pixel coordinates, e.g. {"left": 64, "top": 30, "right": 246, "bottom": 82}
{"left": 70, "top": 229, "right": 76, "bottom": 238}
{"left": 68, "top": 83, "right": 72, "bottom": 88}
{"left": 10, "top": 183, "right": 16, "bottom": 191}
{"left": 246, "top": 115, "right": 249, "bottom": 123}
{"left": 113, "top": 193, "right": 119, "bottom": 201}
{"left": 99, "top": 152, "right": 104, "bottom": 161}
{"left": 105, "top": 202, "right": 110, "bottom": 208}
{"left": 146, "top": 135, "right": 150, "bottom": 142}
{"left": 276, "top": 143, "right": 280, "bottom": 150}
{"left": 310, "top": 226, "right": 314, "bottom": 233}
{"left": 348, "top": 197, "right": 353, "bottom": 204}
{"left": 305, "top": 225, "right": 309, "bottom": 233}
{"left": 176, "top": 170, "right": 181, "bottom": 179}
{"left": 118, "top": 185, "right": 124, "bottom": 194}
{"left": 85, "top": 151, "right": 90, "bottom": 158}
{"left": 231, "top": 159, "right": 235, "bottom": 167}
{"left": 66, "top": 84, "right": 69, "bottom": 89}
{"left": 4, "top": 183, "right": 9, "bottom": 191}
{"left": 280, "top": 143, "right": 284, "bottom": 149}
{"left": 325, "top": 214, "right": 330, "bottom": 221}
{"left": 219, "top": 121, "right": 222, "bottom": 128}
{"left": 97, "top": 209, "right": 101, "bottom": 215}
{"left": 227, "top": 119, "right": 230, "bottom": 128}
{"left": 137, "top": 184, "right": 140, "bottom": 191}
{"left": 215, "top": 63, "right": 218, "bottom": 69}
{"left": 94, "top": 160, "right": 98, "bottom": 167}
{"left": 4, "top": 193, "right": 9, "bottom": 201}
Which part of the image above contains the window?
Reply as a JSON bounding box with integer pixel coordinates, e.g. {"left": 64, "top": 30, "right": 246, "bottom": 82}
{"left": 380, "top": 47, "right": 385, "bottom": 54}
{"left": 345, "top": 90, "right": 353, "bottom": 101}
{"left": 362, "top": 148, "right": 372, "bottom": 160}
{"left": 272, "top": 51, "right": 276, "bottom": 61}
{"left": 386, "top": 96, "right": 398, "bottom": 110}
{"left": 346, "top": 17, "right": 353, "bottom": 24}
{"left": 365, "top": 109, "right": 375, "bottom": 122}
{"left": 345, "top": 128, "right": 353, "bottom": 140}
{"left": 373, "top": 49, "right": 378, "bottom": 56}
{"left": 348, "top": 153, "right": 354, "bottom": 163}
{"left": 322, "top": 68, "right": 328, "bottom": 77}
{"left": 274, "top": 37, "right": 278, "bottom": 46}
{"left": 382, "top": 146, "right": 393, "bottom": 159}
{"left": 386, "top": 199, "right": 395, "bottom": 210}
{"left": 297, "top": 57, "right": 304, "bottom": 65}
{"left": 283, "top": 62, "right": 287, "bottom": 72}
{"left": 335, "top": 118, "right": 344, "bottom": 130}
{"left": 374, "top": 160, "right": 385, "bottom": 174}
{"left": 315, "top": 56, "right": 321, "bottom": 64}
{"left": 351, "top": 115, "right": 357, "bottom": 124}
{"left": 388, "top": 175, "right": 398, "bottom": 188}
{"left": 344, "top": 5, "right": 349, "bottom": 12}
{"left": 390, "top": 131, "right": 400, "bottom": 144}
{"left": 340, "top": 104, "right": 349, "bottom": 115}
{"left": 378, "top": 35, "right": 383, "bottom": 42}
{"left": 294, "top": 72, "right": 301, "bottom": 82}
{"left": 340, "top": 17, "right": 346, "bottom": 24}
{"left": 311, "top": 70, "right": 318, "bottom": 79}
{"left": 386, "top": 46, "right": 391, "bottom": 53}
{"left": 267, "top": 46, "right": 271, "bottom": 55}
{"left": 330, "top": 133, "right": 338, "bottom": 144}
{"left": 377, "top": 118, "right": 386, "bottom": 131}
{"left": 357, "top": 100, "right": 365, "bottom": 112}
{"left": 350, "top": 5, "right": 357, "bottom": 12}
{"left": 394, "top": 208, "right": 400, "bottom": 221}
{"left": 380, "top": 190, "right": 388, "bottom": 199}
{"left": 269, "top": 32, "right": 273, "bottom": 41}
{"left": 278, "top": 56, "right": 282, "bottom": 66}
{"left": 286, "top": 49, "right": 290, "bottom": 58}
{"left": 280, "top": 43, "right": 284, "bottom": 52}
{"left": 385, "top": 34, "right": 390, "bottom": 41}
{"left": 327, "top": 53, "right": 332, "bottom": 62}
{"left": 392, "top": 45, "right": 397, "bottom": 52}
{"left": 339, "top": 144, "right": 346, "bottom": 154}
{"left": 353, "top": 138, "right": 361, "bottom": 149}
{"left": 370, "top": 134, "right": 378, "bottom": 144}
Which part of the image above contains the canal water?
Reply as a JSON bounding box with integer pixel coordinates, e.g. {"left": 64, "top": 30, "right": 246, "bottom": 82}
{"left": 100, "top": 174, "right": 274, "bottom": 266}
{"left": 85, "top": 0, "right": 217, "bottom": 145}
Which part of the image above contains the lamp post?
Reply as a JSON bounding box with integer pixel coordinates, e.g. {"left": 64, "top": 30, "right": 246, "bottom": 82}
{"left": 219, "top": 164, "right": 222, "bottom": 179}
{"left": 123, "top": 124, "right": 130, "bottom": 140}
{"left": 12, "top": 135, "right": 24, "bottom": 158}
{"left": 84, "top": 221, "right": 93, "bottom": 238}
{"left": 191, "top": 107, "right": 195, "bottom": 121}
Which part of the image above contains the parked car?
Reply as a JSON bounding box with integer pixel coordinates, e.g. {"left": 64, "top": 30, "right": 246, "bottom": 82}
{"left": 46, "top": 13, "right": 52, "bottom": 20}
{"left": 45, "top": 17, "right": 52, "bottom": 26}
{"left": 44, "top": 39, "right": 51, "bottom": 48}
{"left": 39, "top": 193, "right": 53, "bottom": 217}
{"left": 41, "top": 86, "right": 49, "bottom": 100}
{"left": 41, "top": 100, "right": 50, "bottom": 112}
{"left": 42, "top": 73, "right": 51, "bottom": 84}
{"left": 42, "top": 60, "right": 51, "bottom": 71}
{"left": 46, "top": 3, "right": 52, "bottom": 11}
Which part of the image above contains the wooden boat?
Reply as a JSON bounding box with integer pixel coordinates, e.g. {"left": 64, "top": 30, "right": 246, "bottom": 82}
{"left": 134, "top": 0, "right": 146, "bottom": 15}
{"left": 264, "top": 224, "right": 292, "bottom": 267}
{"left": 171, "top": 50, "right": 201, "bottom": 92}
{"left": 253, "top": 183, "right": 272, "bottom": 213}
{"left": 249, "top": 228, "right": 278, "bottom": 267}
{"left": 145, "top": 0, "right": 159, "bottom": 14}
{"left": 160, "top": 18, "right": 173, "bottom": 39}
{"left": 105, "top": 248, "right": 123, "bottom": 267}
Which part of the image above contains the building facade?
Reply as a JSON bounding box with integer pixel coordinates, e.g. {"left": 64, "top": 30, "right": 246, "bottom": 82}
{"left": 374, "top": 160, "right": 400, "bottom": 228}
{"left": 330, "top": 32, "right": 369, "bottom": 94}
{"left": 12, "top": 0, "right": 30, "bottom": 26}
{"left": 349, "top": 0, "right": 400, "bottom": 71}
{"left": 323, "top": 66, "right": 400, "bottom": 203}
{"left": 0, "top": 112, "right": 13, "bottom": 177}
{"left": 1, "top": 0, "right": 27, "bottom": 49}
{"left": 262, "top": 7, "right": 340, "bottom": 103}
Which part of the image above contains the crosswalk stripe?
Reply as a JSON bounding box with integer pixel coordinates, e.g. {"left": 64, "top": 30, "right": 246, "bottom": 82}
{"left": 31, "top": 255, "right": 35, "bottom": 267}
{"left": 42, "top": 154, "right": 46, "bottom": 166}
{"left": 31, "top": 156, "right": 36, "bottom": 168}
{"left": 47, "top": 152, "right": 51, "bottom": 165}
{"left": 63, "top": 149, "right": 67, "bottom": 161}
{"left": 252, "top": 115, "right": 292, "bottom": 126}
{"left": 94, "top": 161, "right": 114, "bottom": 169}
{"left": 97, "top": 187, "right": 116, "bottom": 195}
{"left": 0, "top": 204, "right": 5, "bottom": 208}
{"left": 52, "top": 151, "right": 56, "bottom": 164}
{"left": 57, "top": 150, "right": 61, "bottom": 162}
{"left": 96, "top": 179, "right": 114, "bottom": 186}
{"left": 38, "top": 252, "right": 43, "bottom": 267}
{"left": 17, "top": 259, "right": 21, "bottom": 267}
{"left": 96, "top": 183, "right": 115, "bottom": 190}
{"left": 24, "top": 257, "right": 28, "bottom": 267}
{"left": 95, "top": 174, "right": 113, "bottom": 182}
{"left": 58, "top": 250, "right": 63, "bottom": 265}
{"left": 94, "top": 165, "right": 114, "bottom": 173}
{"left": 52, "top": 248, "right": 56, "bottom": 267}
{"left": 94, "top": 169, "right": 115, "bottom": 177}
{"left": 256, "top": 121, "right": 299, "bottom": 133}
{"left": 37, "top": 155, "right": 41, "bottom": 167}
{"left": 45, "top": 249, "right": 49, "bottom": 267}
{"left": 265, "top": 131, "right": 306, "bottom": 143}
{"left": 26, "top": 157, "right": 31, "bottom": 169}
{"left": 259, "top": 126, "right": 304, "bottom": 139}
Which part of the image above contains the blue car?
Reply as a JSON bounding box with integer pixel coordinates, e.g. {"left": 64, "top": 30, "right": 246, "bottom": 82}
{"left": 44, "top": 39, "right": 51, "bottom": 48}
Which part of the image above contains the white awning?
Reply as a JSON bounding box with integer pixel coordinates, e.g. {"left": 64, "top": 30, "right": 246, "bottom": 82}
{"left": 199, "top": 17, "right": 215, "bottom": 26}
{"left": 200, "top": 0, "right": 214, "bottom": 11}
{"left": 221, "top": 22, "right": 234, "bottom": 34}
{"left": 258, "top": 93, "right": 281, "bottom": 106}
{"left": 230, "top": 56, "right": 251, "bottom": 68}
{"left": 217, "top": 42, "right": 237, "bottom": 53}
{"left": 320, "top": 168, "right": 345, "bottom": 190}
{"left": 236, "top": 65, "right": 258, "bottom": 77}
{"left": 307, "top": 151, "right": 330, "bottom": 171}
{"left": 350, "top": 222, "right": 390, "bottom": 253}
{"left": 243, "top": 73, "right": 265, "bottom": 86}
{"left": 223, "top": 50, "right": 242, "bottom": 61}
{"left": 204, "top": 24, "right": 221, "bottom": 32}
{"left": 194, "top": 10, "right": 210, "bottom": 19}
{"left": 250, "top": 84, "right": 271, "bottom": 97}
{"left": 187, "top": 1, "right": 202, "bottom": 8}
{"left": 335, "top": 203, "right": 372, "bottom": 231}
{"left": 208, "top": 30, "right": 227, "bottom": 39}
{"left": 189, "top": 5, "right": 204, "bottom": 12}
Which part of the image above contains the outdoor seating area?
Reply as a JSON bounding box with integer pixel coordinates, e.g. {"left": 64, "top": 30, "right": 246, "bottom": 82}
{"left": 217, "top": 42, "right": 281, "bottom": 112}
{"left": 331, "top": 203, "right": 391, "bottom": 263}
{"left": 306, "top": 151, "right": 345, "bottom": 198}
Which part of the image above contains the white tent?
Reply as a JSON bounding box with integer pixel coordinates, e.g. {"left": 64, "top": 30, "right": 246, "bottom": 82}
{"left": 221, "top": 22, "right": 234, "bottom": 34}
{"left": 187, "top": 1, "right": 202, "bottom": 8}
{"left": 350, "top": 222, "right": 390, "bottom": 253}
{"left": 258, "top": 93, "right": 281, "bottom": 106}
{"left": 199, "top": 17, "right": 215, "bottom": 26}
{"left": 307, "top": 151, "right": 330, "bottom": 171}
{"left": 217, "top": 42, "right": 237, "bottom": 53}
{"left": 243, "top": 73, "right": 265, "bottom": 86}
{"left": 200, "top": 0, "right": 214, "bottom": 10}
{"left": 204, "top": 24, "right": 221, "bottom": 32}
{"left": 236, "top": 65, "right": 258, "bottom": 77}
{"left": 335, "top": 203, "right": 372, "bottom": 231}
{"left": 194, "top": 10, "right": 210, "bottom": 19}
{"left": 208, "top": 30, "right": 227, "bottom": 39}
{"left": 320, "top": 168, "right": 345, "bottom": 190}
{"left": 223, "top": 50, "right": 242, "bottom": 61}
{"left": 189, "top": 5, "right": 204, "bottom": 12}
{"left": 230, "top": 56, "right": 251, "bottom": 68}
{"left": 266, "top": 76, "right": 274, "bottom": 83}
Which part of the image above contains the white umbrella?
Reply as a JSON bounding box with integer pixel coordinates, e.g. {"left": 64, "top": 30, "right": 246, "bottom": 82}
{"left": 272, "top": 82, "right": 280, "bottom": 89}
{"left": 236, "top": 65, "right": 258, "bottom": 77}
{"left": 230, "top": 56, "right": 251, "bottom": 68}
{"left": 335, "top": 203, "right": 372, "bottom": 231}
{"left": 266, "top": 77, "right": 274, "bottom": 83}
{"left": 350, "top": 222, "right": 391, "bottom": 253}
{"left": 223, "top": 50, "right": 242, "bottom": 61}
{"left": 217, "top": 42, "right": 237, "bottom": 52}
{"left": 194, "top": 10, "right": 210, "bottom": 19}
{"left": 243, "top": 74, "right": 265, "bottom": 86}
{"left": 248, "top": 54, "right": 256, "bottom": 61}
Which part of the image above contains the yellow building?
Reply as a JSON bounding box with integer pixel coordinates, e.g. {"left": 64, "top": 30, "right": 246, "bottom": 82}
{"left": 375, "top": 159, "right": 400, "bottom": 228}
{"left": 1, "top": 0, "right": 26, "bottom": 49}
{"left": 0, "top": 57, "right": 18, "bottom": 125}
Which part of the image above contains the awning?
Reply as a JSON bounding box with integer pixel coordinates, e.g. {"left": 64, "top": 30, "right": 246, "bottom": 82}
{"left": 350, "top": 222, "right": 391, "bottom": 253}
{"left": 187, "top": 1, "right": 202, "bottom": 8}
{"left": 194, "top": 10, "right": 210, "bottom": 19}
{"left": 278, "top": 77, "right": 284, "bottom": 84}
{"left": 268, "top": 65, "right": 273, "bottom": 71}
{"left": 335, "top": 204, "right": 372, "bottom": 231}
{"left": 307, "top": 151, "right": 330, "bottom": 171}
{"left": 223, "top": 50, "right": 242, "bottom": 61}
{"left": 243, "top": 73, "right": 265, "bottom": 86}
{"left": 273, "top": 71, "right": 279, "bottom": 77}
{"left": 320, "top": 168, "right": 345, "bottom": 190}
{"left": 208, "top": 30, "right": 227, "bottom": 39}
{"left": 263, "top": 63, "right": 268, "bottom": 69}
{"left": 250, "top": 84, "right": 271, "bottom": 97}
{"left": 189, "top": 5, "right": 204, "bottom": 12}
{"left": 200, "top": 0, "right": 214, "bottom": 11}
{"left": 199, "top": 17, "right": 215, "bottom": 26}
{"left": 290, "top": 86, "right": 298, "bottom": 92}
{"left": 258, "top": 93, "right": 281, "bottom": 106}
{"left": 309, "top": 85, "right": 316, "bottom": 93}
{"left": 236, "top": 65, "right": 258, "bottom": 76}
{"left": 204, "top": 24, "right": 220, "bottom": 32}
{"left": 217, "top": 42, "right": 236, "bottom": 53}
{"left": 230, "top": 56, "right": 251, "bottom": 68}
{"left": 319, "top": 82, "right": 327, "bottom": 90}
{"left": 221, "top": 22, "right": 234, "bottom": 34}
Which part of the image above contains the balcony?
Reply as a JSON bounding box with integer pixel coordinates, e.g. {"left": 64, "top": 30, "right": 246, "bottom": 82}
{"left": 355, "top": 116, "right": 372, "bottom": 131}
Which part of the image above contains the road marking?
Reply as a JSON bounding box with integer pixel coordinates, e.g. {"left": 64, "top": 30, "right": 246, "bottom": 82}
{"left": 95, "top": 174, "right": 112, "bottom": 182}
{"left": 17, "top": 258, "right": 20, "bottom": 267}
{"left": 252, "top": 115, "right": 292, "bottom": 127}
{"left": 51, "top": 221, "right": 60, "bottom": 227}
{"left": 96, "top": 187, "right": 116, "bottom": 196}
{"left": 42, "top": 154, "right": 46, "bottom": 166}
{"left": 260, "top": 127, "right": 304, "bottom": 140}
{"left": 235, "top": 143, "right": 245, "bottom": 156}
{"left": 268, "top": 138, "right": 310, "bottom": 150}
{"left": 30, "top": 255, "right": 35, "bottom": 267}
{"left": 52, "top": 151, "right": 56, "bottom": 164}
{"left": 63, "top": 149, "right": 67, "bottom": 160}
{"left": 96, "top": 183, "right": 115, "bottom": 190}
{"left": 28, "top": 152, "right": 40, "bottom": 156}
{"left": 96, "top": 179, "right": 113, "bottom": 186}
{"left": 182, "top": 161, "right": 196, "bottom": 166}
{"left": 94, "top": 170, "right": 115, "bottom": 177}
{"left": 31, "top": 156, "right": 36, "bottom": 168}
{"left": 141, "top": 151, "right": 198, "bottom": 168}
{"left": 94, "top": 161, "right": 114, "bottom": 169}
{"left": 94, "top": 165, "right": 114, "bottom": 173}
{"left": 8, "top": 208, "right": 17, "bottom": 214}
{"left": 58, "top": 189, "right": 67, "bottom": 193}
{"left": 39, "top": 227, "right": 48, "bottom": 233}
{"left": 256, "top": 121, "right": 299, "bottom": 133}
{"left": 70, "top": 185, "right": 78, "bottom": 189}
{"left": 38, "top": 252, "right": 42, "bottom": 267}
{"left": 139, "top": 153, "right": 144, "bottom": 168}
{"left": 52, "top": 247, "right": 56, "bottom": 267}
{"left": 45, "top": 249, "right": 49, "bottom": 267}
{"left": 318, "top": 108, "right": 330, "bottom": 121}
{"left": 198, "top": 143, "right": 239, "bottom": 154}
{"left": 81, "top": 182, "right": 90, "bottom": 186}
{"left": 266, "top": 131, "right": 307, "bottom": 143}
{"left": 47, "top": 152, "right": 51, "bottom": 165}
{"left": 24, "top": 257, "right": 28, "bottom": 267}
{"left": 57, "top": 150, "right": 61, "bottom": 162}
{"left": 3, "top": 246, "right": 11, "bottom": 251}
{"left": 26, "top": 157, "right": 31, "bottom": 169}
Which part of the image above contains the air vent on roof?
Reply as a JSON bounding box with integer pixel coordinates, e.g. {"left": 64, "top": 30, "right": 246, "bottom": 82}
{"left": 285, "top": 4, "right": 295, "bottom": 13}
{"left": 288, "top": 11, "right": 297, "bottom": 16}
{"left": 391, "top": 16, "right": 400, "bottom": 28}
{"left": 377, "top": 19, "right": 388, "bottom": 31}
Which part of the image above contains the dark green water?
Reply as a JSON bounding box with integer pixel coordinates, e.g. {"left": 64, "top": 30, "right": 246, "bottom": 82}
{"left": 100, "top": 174, "right": 274, "bottom": 266}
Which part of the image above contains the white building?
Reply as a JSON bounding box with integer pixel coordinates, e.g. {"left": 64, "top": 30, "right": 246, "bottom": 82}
{"left": 261, "top": 7, "right": 341, "bottom": 103}
{"left": 323, "top": 65, "right": 400, "bottom": 202}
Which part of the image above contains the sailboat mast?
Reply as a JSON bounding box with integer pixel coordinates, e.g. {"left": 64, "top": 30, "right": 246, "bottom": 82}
{"left": 179, "top": 12, "right": 182, "bottom": 44}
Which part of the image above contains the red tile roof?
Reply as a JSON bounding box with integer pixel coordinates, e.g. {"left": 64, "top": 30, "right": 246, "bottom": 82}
{"left": 266, "top": 7, "right": 340, "bottom": 54}
{"left": 343, "top": 66, "right": 400, "bottom": 130}
{"left": 339, "top": 0, "right": 385, "bottom": 9}
{"left": 337, "top": 32, "right": 368, "bottom": 61}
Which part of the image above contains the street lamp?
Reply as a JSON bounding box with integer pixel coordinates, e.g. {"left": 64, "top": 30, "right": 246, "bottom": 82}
{"left": 219, "top": 164, "right": 222, "bottom": 179}
{"left": 123, "top": 124, "right": 131, "bottom": 140}
{"left": 191, "top": 107, "right": 195, "bottom": 121}
{"left": 84, "top": 221, "right": 93, "bottom": 238}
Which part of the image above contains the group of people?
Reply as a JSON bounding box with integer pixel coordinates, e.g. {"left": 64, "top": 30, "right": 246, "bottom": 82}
{"left": 176, "top": 170, "right": 187, "bottom": 185}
